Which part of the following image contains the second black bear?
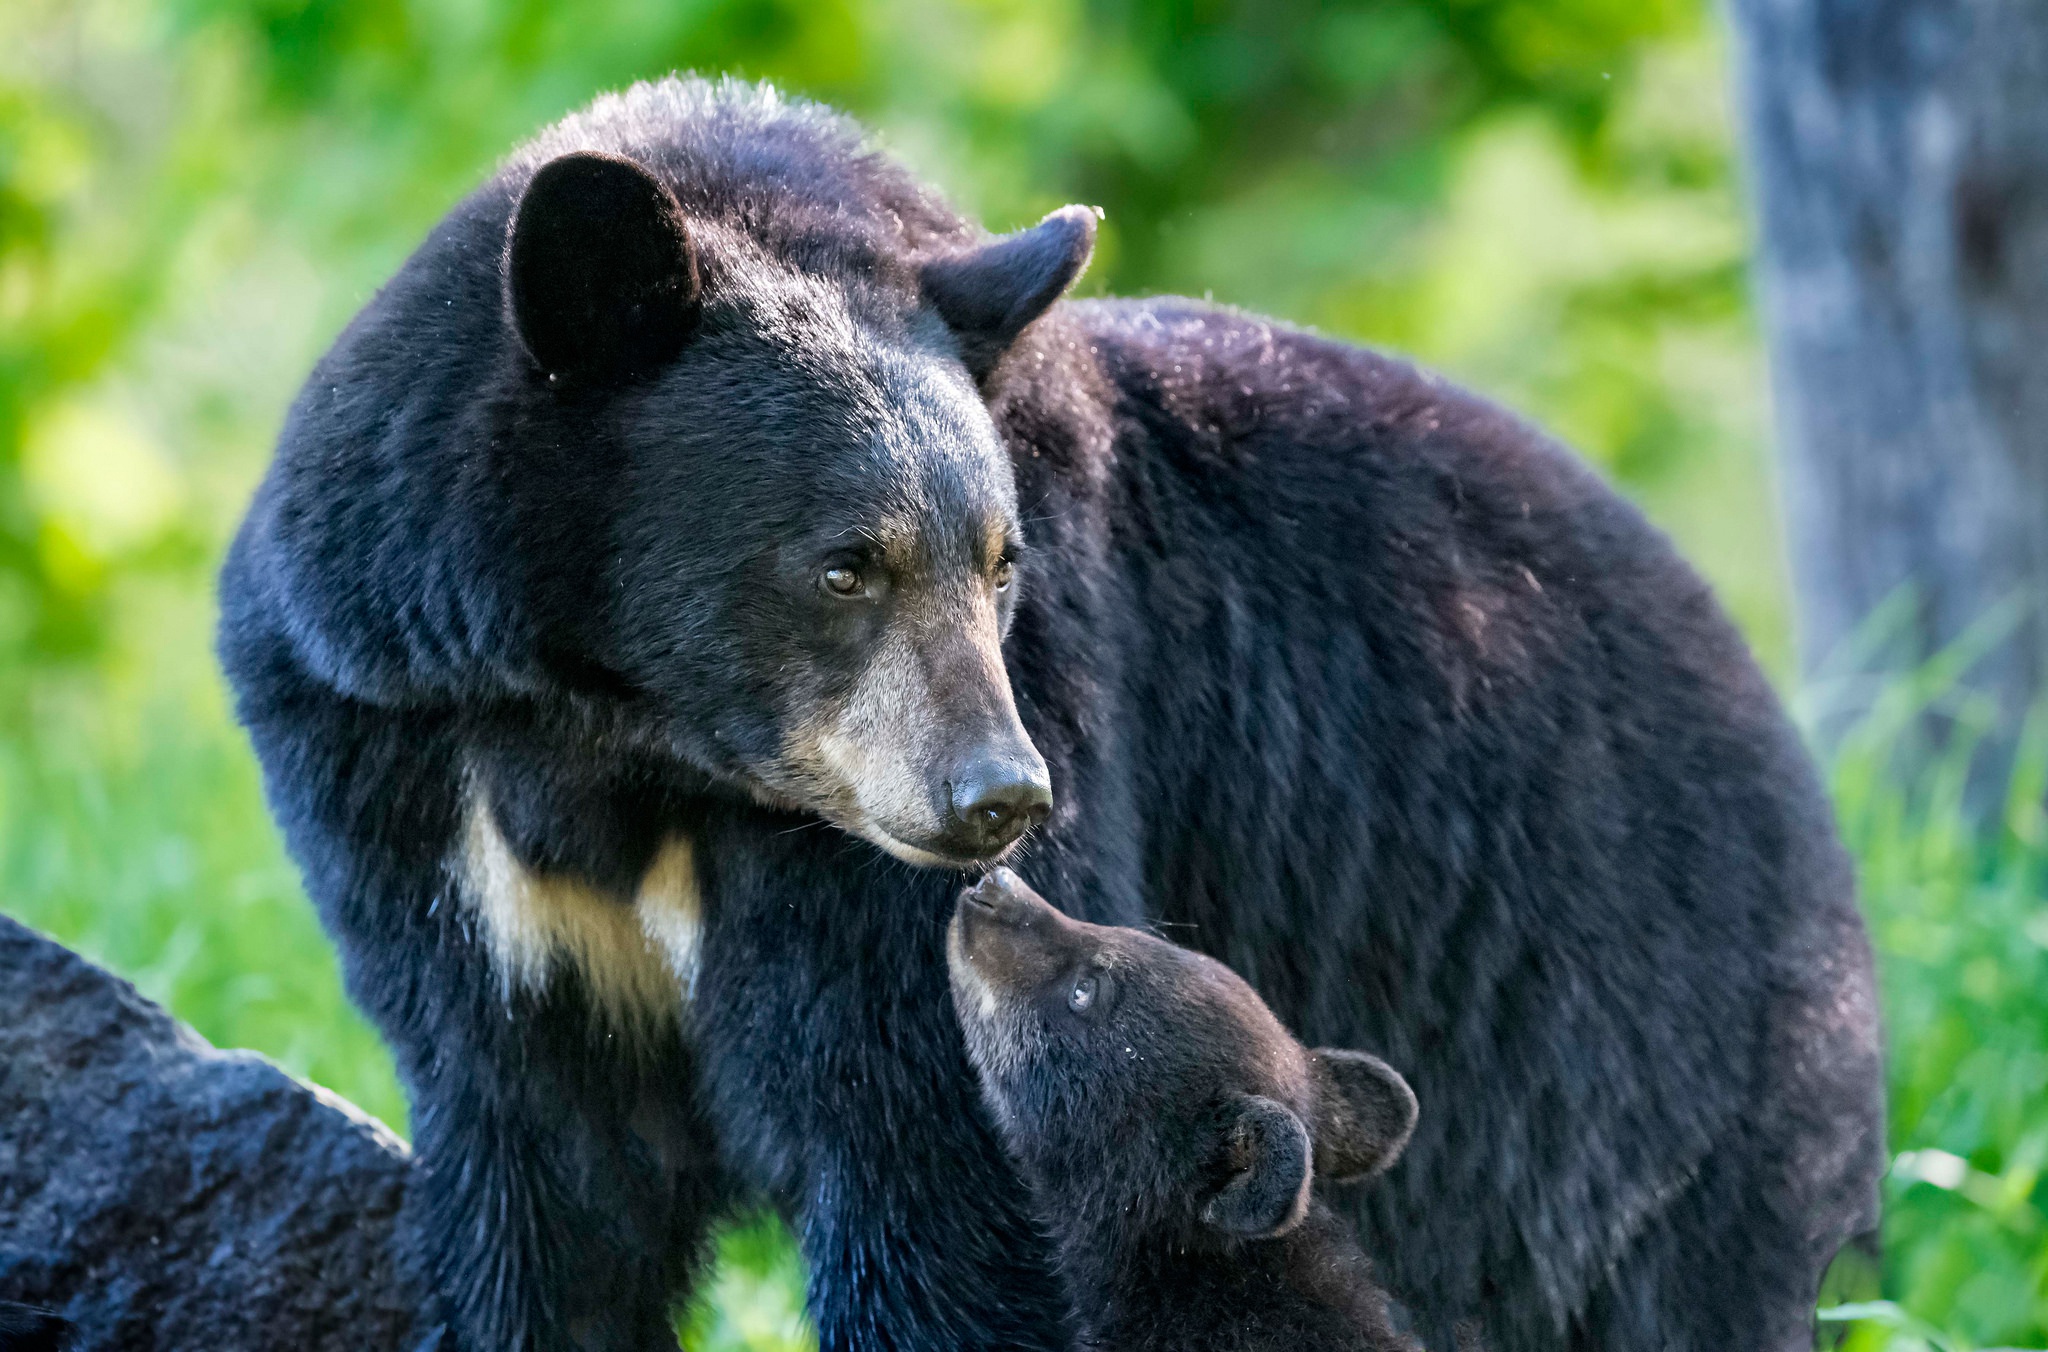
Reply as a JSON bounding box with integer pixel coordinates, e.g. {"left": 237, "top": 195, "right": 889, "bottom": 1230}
{"left": 0, "top": 1302, "right": 72, "bottom": 1352}
{"left": 948, "top": 868, "right": 1420, "bottom": 1352}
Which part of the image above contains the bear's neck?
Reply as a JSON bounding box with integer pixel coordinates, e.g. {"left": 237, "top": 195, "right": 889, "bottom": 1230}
{"left": 1054, "top": 1201, "right": 1409, "bottom": 1352}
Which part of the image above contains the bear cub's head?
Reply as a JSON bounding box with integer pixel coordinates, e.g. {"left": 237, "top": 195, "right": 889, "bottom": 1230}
{"left": 947, "top": 868, "right": 1417, "bottom": 1244}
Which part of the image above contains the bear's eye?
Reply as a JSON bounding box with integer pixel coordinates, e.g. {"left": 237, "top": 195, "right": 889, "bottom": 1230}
{"left": 993, "top": 557, "right": 1015, "bottom": 592}
{"left": 1067, "top": 973, "right": 1098, "bottom": 1015}
{"left": 822, "top": 566, "right": 865, "bottom": 598}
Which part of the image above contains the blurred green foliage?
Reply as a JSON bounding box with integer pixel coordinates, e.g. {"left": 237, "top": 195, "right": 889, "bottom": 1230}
{"left": 2, "top": 1, "right": 2040, "bottom": 1349}
{"left": 2, "top": 0, "right": 1779, "bottom": 672}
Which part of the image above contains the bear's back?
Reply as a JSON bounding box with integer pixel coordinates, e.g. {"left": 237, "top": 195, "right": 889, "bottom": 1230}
{"left": 1014, "top": 294, "right": 1864, "bottom": 1339}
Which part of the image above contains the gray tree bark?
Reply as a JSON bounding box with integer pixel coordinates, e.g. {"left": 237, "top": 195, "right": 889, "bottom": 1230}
{"left": 0, "top": 914, "right": 438, "bottom": 1351}
{"left": 1727, "top": 0, "right": 2048, "bottom": 800}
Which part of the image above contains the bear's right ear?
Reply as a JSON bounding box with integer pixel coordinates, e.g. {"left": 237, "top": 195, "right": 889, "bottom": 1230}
{"left": 921, "top": 206, "right": 1098, "bottom": 379}
{"left": 505, "top": 152, "right": 701, "bottom": 383}
{"left": 1308, "top": 1049, "right": 1419, "bottom": 1183}
{"left": 1201, "top": 1095, "right": 1313, "bottom": 1239}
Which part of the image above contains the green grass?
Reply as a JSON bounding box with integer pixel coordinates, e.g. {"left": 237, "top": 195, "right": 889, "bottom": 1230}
{"left": 4, "top": 635, "right": 2045, "bottom": 1349}
{"left": 1817, "top": 681, "right": 2048, "bottom": 1352}
{"left": 679, "top": 1216, "right": 816, "bottom": 1352}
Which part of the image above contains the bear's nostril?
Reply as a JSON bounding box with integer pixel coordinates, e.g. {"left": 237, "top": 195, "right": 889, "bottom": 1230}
{"left": 947, "top": 761, "right": 1054, "bottom": 854}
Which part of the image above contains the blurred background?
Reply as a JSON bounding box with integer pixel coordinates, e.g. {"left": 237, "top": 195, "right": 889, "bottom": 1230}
{"left": 2, "top": 1, "right": 2043, "bottom": 1348}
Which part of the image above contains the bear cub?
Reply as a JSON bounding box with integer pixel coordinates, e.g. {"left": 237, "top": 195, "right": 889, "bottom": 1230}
{"left": 948, "top": 869, "right": 1422, "bottom": 1352}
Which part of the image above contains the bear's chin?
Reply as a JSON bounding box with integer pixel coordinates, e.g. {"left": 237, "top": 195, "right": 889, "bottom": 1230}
{"left": 852, "top": 818, "right": 1006, "bottom": 871}
{"left": 749, "top": 776, "right": 1008, "bottom": 869}
{"left": 731, "top": 759, "right": 1002, "bottom": 869}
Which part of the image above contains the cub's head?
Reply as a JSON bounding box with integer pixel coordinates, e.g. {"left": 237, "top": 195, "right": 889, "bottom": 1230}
{"left": 251, "top": 82, "right": 1097, "bottom": 868}
{"left": 947, "top": 868, "right": 1418, "bottom": 1244}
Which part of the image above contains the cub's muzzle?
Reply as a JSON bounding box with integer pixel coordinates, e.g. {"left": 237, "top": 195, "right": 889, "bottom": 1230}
{"left": 949, "top": 867, "right": 1081, "bottom": 1000}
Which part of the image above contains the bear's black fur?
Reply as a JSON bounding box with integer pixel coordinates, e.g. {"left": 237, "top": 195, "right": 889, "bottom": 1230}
{"left": 218, "top": 75, "right": 1884, "bottom": 1352}
{"left": 948, "top": 868, "right": 1420, "bottom": 1352}
{"left": 0, "top": 1302, "right": 72, "bottom": 1352}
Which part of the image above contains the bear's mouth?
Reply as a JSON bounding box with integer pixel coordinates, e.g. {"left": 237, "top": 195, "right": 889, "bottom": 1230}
{"left": 734, "top": 758, "right": 1029, "bottom": 869}
{"left": 847, "top": 811, "right": 1029, "bottom": 871}
{"left": 753, "top": 723, "right": 1042, "bottom": 869}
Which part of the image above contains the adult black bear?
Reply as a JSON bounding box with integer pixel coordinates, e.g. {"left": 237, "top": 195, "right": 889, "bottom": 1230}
{"left": 0, "top": 1302, "right": 72, "bottom": 1352}
{"left": 219, "top": 75, "right": 1883, "bottom": 1352}
{"left": 947, "top": 867, "right": 1420, "bottom": 1352}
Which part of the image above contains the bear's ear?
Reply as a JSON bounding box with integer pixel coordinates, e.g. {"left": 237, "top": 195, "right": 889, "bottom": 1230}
{"left": 505, "top": 152, "right": 701, "bottom": 383}
{"left": 921, "top": 206, "right": 1098, "bottom": 378}
{"left": 1308, "top": 1049, "right": 1419, "bottom": 1183}
{"left": 1200, "top": 1095, "right": 1313, "bottom": 1239}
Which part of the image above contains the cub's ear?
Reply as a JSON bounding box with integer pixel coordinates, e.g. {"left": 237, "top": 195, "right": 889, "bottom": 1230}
{"left": 1201, "top": 1095, "right": 1313, "bottom": 1239}
{"left": 921, "top": 205, "right": 1098, "bottom": 378}
{"left": 1309, "top": 1049, "right": 1419, "bottom": 1183}
{"left": 505, "top": 151, "right": 701, "bottom": 383}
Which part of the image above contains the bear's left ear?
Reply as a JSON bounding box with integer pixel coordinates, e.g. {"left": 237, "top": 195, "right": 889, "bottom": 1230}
{"left": 1308, "top": 1049, "right": 1419, "bottom": 1183}
{"left": 921, "top": 206, "right": 1098, "bottom": 379}
{"left": 1201, "top": 1095, "right": 1313, "bottom": 1239}
{"left": 505, "top": 151, "right": 702, "bottom": 384}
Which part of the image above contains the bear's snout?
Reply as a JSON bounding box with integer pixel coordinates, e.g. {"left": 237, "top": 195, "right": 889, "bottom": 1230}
{"left": 942, "top": 754, "right": 1052, "bottom": 857}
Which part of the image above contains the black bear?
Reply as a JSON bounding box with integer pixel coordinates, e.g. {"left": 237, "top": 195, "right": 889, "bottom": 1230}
{"left": 0, "top": 1302, "right": 72, "bottom": 1352}
{"left": 218, "top": 75, "right": 1884, "bottom": 1352}
{"left": 948, "top": 868, "right": 1420, "bottom": 1352}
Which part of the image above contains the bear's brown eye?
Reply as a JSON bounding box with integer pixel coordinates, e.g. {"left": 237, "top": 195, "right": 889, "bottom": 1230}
{"left": 822, "top": 566, "right": 865, "bottom": 597}
{"left": 993, "top": 557, "right": 1015, "bottom": 591}
{"left": 1067, "top": 973, "right": 1098, "bottom": 1015}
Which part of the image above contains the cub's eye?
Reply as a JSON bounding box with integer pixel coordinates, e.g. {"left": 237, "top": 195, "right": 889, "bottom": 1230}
{"left": 993, "top": 557, "right": 1015, "bottom": 592}
{"left": 1067, "top": 973, "right": 1098, "bottom": 1015}
{"left": 822, "top": 566, "right": 865, "bottom": 598}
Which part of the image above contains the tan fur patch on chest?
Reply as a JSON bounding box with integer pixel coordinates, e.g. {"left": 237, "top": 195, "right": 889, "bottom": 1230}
{"left": 459, "top": 795, "right": 701, "bottom": 1031}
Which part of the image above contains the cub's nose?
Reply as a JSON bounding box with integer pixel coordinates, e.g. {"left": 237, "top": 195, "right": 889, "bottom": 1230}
{"left": 955, "top": 867, "right": 1062, "bottom": 940}
{"left": 945, "top": 757, "right": 1053, "bottom": 856}
{"left": 961, "top": 866, "right": 1033, "bottom": 918}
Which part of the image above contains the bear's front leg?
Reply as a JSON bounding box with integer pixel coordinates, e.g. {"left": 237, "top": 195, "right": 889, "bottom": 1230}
{"left": 384, "top": 783, "right": 731, "bottom": 1351}
{"left": 240, "top": 689, "right": 731, "bottom": 1352}
{"left": 691, "top": 812, "right": 1070, "bottom": 1352}
{"left": 399, "top": 1004, "right": 725, "bottom": 1352}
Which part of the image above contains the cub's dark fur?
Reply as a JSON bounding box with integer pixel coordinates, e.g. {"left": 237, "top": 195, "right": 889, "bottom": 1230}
{"left": 218, "top": 75, "right": 1884, "bottom": 1352}
{"left": 949, "top": 869, "right": 1421, "bottom": 1352}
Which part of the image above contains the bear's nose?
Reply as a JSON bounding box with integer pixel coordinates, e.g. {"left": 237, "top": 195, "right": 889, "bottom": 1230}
{"left": 946, "top": 758, "right": 1052, "bottom": 856}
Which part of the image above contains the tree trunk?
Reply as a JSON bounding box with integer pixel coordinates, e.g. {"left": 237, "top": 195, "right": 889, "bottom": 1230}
{"left": 0, "top": 914, "right": 438, "bottom": 1352}
{"left": 1727, "top": 0, "right": 2048, "bottom": 804}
